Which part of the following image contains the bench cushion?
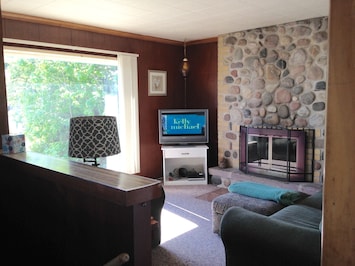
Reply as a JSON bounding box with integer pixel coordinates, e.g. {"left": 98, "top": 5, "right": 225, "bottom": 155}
{"left": 212, "top": 192, "right": 284, "bottom": 234}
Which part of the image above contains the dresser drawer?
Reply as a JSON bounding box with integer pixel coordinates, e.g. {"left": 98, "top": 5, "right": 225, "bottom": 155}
{"left": 163, "top": 147, "right": 206, "bottom": 158}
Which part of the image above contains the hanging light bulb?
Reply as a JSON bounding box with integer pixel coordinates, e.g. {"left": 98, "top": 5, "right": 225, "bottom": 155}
{"left": 181, "top": 41, "right": 190, "bottom": 78}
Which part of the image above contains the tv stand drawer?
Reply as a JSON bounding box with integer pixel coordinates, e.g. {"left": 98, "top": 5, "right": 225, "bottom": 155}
{"left": 163, "top": 146, "right": 207, "bottom": 158}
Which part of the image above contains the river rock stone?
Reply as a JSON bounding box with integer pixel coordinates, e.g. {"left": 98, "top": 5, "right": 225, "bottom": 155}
{"left": 289, "top": 65, "right": 305, "bottom": 77}
{"left": 276, "top": 59, "right": 287, "bottom": 69}
{"left": 238, "top": 39, "right": 247, "bottom": 46}
{"left": 264, "top": 34, "right": 279, "bottom": 48}
{"left": 252, "top": 116, "right": 263, "bottom": 126}
{"left": 243, "top": 109, "right": 251, "bottom": 117}
{"left": 290, "top": 48, "right": 307, "bottom": 65}
{"left": 297, "top": 38, "right": 311, "bottom": 47}
{"left": 289, "top": 100, "right": 301, "bottom": 111}
{"left": 292, "top": 26, "right": 311, "bottom": 37}
{"left": 225, "top": 76, "right": 234, "bottom": 83}
{"left": 274, "top": 88, "right": 292, "bottom": 103}
{"left": 229, "top": 85, "right": 240, "bottom": 94}
{"left": 265, "top": 64, "right": 281, "bottom": 82}
{"left": 312, "top": 102, "right": 326, "bottom": 111}
{"left": 251, "top": 78, "right": 265, "bottom": 90}
{"left": 295, "top": 75, "right": 306, "bottom": 84}
{"left": 280, "top": 118, "right": 294, "bottom": 127}
{"left": 313, "top": 31, "right": 328, "bottom": 43}
{"left": 316, "top": 81, "right": 326, "bottom": 90}
{"left": 278, "top": 105, "right": 290, "bottom": 118}
{"left": 229, "top": 109, "right": 243, "bottom": 123}
{"left": 266, "top": 50, "right": 279, "bottom": 63}
{"left": 309, "top": 45, "right": 321, "bottom": 57}
{"left": 225, "top": 36, "right": 237, "bottom": 45}
{"left": 281, "top": 77, "right": 294, "bottom": 88}
{"left": 309, "top": 113, "right": 325, "bottom": 127}
{"left": 262, "top": 92, "right": 273, "bottom": 105}
{"left": 300, "top": 92, "right": 316, "bottom": 105}
{"left": 292, "top": 86, "right": 303, "bottom": 95}
{"left": 248, "top": 98, "right": 262, "bottom": 108}
{"left": 226, "top": 132, "right": 237, "bottom": 140}
{"left": 234, "top": 48, "right": 244, "bottom": 60}
{"left": 297, "top": 106, "right": 311, "bottom": 117}
{"left": 266, "top": 105, "right": 277, "bottom": 112}
{"left": 231, "top": 69, "right": 238, "bottom": 77}
{"left": 307, "top": 65, "right": 324, "bottom": 80}
{"left": 244, "top": 56, "right": 260, "bottom": 68}
{"left": 264, "top": 113, "right": 280, "bottom": 125}
{"left": 225, "top": 95, "right": 237, "bottom": 102}
{"left": 259, "top": 107, "right": 266, "bottom": 117}
{"left": 280, "top": 35, "right": 293, "bottom": 46}
{"left": 295, "top": 117, "right": 308, "bottom": 127}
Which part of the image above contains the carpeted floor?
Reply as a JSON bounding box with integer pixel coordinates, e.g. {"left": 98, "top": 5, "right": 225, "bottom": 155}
{"left": 152, "top": 184, "right": 226, "bottom": 266}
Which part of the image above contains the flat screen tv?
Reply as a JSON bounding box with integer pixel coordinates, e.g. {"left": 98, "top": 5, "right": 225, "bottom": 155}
{"left": 158, "top": 109, "right": 209, "bottom": 145}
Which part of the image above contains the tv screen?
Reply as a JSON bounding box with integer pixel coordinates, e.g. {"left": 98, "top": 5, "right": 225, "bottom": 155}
{"left": 158, "top": 109, "right": 209, "bottom": 145}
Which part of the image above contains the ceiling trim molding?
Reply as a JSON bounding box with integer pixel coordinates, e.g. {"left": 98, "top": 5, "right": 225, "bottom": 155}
{"left": 2, "top": 11, "right": 217, "bottom": 46}
{"left": 3, "top": 38, "right": 139, "bottom": 58}
{"left": 2, "top": 11, "right": 218, "bottom": 46}
{"left": 2, "top": 11, "right": 185, "bottom": 46}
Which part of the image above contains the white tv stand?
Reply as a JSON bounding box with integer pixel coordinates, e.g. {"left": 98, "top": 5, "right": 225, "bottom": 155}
{"left": 161, "top": 145, "right": 209, "bottom": 185}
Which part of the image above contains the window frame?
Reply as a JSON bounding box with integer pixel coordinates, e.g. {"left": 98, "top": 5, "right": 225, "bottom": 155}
{"left": 3, "top": 38, "right": 140, "bottom": 174}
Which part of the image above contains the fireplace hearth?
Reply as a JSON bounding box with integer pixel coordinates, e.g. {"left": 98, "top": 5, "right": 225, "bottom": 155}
{"left": 239, "top": 126, "right": 315, "bottom": 182}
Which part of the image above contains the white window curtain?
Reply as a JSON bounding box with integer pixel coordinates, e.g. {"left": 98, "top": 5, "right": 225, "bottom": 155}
{"left": 109, "top": 53, "right": 140, "bottom": 174}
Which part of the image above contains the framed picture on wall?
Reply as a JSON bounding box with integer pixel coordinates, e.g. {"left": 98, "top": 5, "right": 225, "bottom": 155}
{"left": 148, "top": 70, "right": 167, "bottom": 96}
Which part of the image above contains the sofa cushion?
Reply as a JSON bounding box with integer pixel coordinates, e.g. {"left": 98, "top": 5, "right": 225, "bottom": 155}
{"left": 212, "top": 192, "right": 285, "bottom": 234}
{"left": 221, "top": 206, "right": 321, "bottom": 266}
{"left": 297, "top": 190, "right": 323, "bottom": 210}
{"left": 270, "top": 205, "right": 322, "bottom": 230}
{"left": 212, "top": 192, "right": 284, "bottom": 216}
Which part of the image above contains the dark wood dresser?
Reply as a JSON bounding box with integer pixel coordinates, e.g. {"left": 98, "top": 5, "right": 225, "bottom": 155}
{"left": 0, "top": 151, "right": 162, "bottom": 266}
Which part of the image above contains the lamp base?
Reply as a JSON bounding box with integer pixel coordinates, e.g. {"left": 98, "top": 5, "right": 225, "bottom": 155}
{"left": 84, "top": 158, "right": 100, "bottom": 167}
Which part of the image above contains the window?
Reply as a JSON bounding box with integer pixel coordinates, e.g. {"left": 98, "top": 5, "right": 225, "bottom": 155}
{"left": 4, "top": 40, "right": 140, "bottom": 174}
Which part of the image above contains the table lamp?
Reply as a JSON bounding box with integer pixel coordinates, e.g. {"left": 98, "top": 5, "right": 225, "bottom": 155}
{"left": 68, "top": 116, "right": 120, "bottom": 166}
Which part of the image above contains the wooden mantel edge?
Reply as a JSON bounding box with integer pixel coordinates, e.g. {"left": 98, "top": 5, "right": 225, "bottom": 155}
{"left": 0, "top": 151, "right": 162, "bottom": 206}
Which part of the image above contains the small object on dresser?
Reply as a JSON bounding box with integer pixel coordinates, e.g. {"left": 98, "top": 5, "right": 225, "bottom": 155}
{"left": 2, "top": 134, "right": 26, "bottom": 154}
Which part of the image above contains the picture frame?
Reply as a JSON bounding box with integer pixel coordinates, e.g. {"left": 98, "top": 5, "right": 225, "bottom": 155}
{"left": 148, "top": 70, "right": 167, "bottom": 96}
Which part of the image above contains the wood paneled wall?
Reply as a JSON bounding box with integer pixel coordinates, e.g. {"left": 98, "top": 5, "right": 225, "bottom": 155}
{"left": 186, "top": 42, "right": 218, "bottom": 167}
{"left": 0, "top": 14, "right": 218, "bottom": 179}
{"left": 323, "top": 0, "right": 355, "bottom": 264}
{"left": 0, "top": 8, "right": 9, "bottom": 134}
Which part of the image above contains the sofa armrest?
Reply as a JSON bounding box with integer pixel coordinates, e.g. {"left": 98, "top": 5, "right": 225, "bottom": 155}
{"left": 220, "top": 207, "right": 321, "bottom": 266}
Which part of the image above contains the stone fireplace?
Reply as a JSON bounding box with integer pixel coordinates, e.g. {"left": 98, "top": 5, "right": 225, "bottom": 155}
{"left": 217, "top": 17, "right": 327, "bottom": 183}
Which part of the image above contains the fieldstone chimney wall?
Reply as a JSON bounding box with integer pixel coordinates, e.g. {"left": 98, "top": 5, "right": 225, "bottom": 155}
{"left": 217, "top": 17, "right": 328, "bottom": 183}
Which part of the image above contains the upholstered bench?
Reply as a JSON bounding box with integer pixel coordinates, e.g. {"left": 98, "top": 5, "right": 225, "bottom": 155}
{"left": 212, "top": 192, "right": 285, "bottom": 234}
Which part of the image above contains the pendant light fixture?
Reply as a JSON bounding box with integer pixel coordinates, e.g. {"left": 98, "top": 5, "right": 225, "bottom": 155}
{"left": 181, "top": 40, "right": 190, "bottom": 108}
{"left": 181, "top": 41, "right": 190, "bottom": 78}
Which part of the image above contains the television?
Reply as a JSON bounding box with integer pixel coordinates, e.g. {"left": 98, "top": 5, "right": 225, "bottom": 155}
{"left": 158, "top": 109, "right": 209, "bottom": 145}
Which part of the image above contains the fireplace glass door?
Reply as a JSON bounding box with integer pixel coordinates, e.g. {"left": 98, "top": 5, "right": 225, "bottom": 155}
{"left": 239, "top": 126, "right": 314, "bottom": 181}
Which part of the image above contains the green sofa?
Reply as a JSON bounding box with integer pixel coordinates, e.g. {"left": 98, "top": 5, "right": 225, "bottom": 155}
{"left": 220, "top": 190, "right": 322, "bottom": 266}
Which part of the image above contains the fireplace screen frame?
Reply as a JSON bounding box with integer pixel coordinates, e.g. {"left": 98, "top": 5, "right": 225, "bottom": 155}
{"left": 239, "top": 126, "right": 314, "bottom": 182}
